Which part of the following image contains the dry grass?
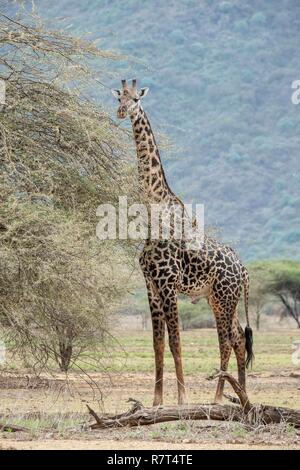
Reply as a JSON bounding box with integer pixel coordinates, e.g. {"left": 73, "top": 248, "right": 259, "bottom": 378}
{"left": 0, "top": 328, "right": 300, "bottom": 449}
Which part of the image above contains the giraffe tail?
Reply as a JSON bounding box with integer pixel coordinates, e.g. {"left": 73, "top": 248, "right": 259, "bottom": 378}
{"left": 243, "top": 267, "right": 254, "bottom": 369}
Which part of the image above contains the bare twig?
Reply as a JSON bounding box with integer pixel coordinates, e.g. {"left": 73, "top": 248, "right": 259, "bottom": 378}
{"left": 0, "top": 422, "right": 29, "bottom": 433}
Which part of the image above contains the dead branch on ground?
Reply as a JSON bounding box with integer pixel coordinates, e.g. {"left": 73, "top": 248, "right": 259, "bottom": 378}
{"left": 87, "top": 372, "right": 300, "bottom": 429}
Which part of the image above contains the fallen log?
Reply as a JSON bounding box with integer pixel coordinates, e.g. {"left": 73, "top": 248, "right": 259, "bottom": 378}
{"left": 87, "top": 372, "right": 300, "bottom": 429}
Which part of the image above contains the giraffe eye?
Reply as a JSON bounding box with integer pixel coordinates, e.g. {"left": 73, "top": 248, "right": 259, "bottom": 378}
{"left": 133, "top": 98, "right": 139, "bottom": 103}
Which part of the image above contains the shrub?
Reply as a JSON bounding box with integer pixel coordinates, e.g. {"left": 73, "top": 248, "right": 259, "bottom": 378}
{"left": 0, "top": 11, "right": 136, "bottom": 371}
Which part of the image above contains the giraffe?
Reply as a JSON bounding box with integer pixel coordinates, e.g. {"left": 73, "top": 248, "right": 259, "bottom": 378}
{"left": 111, "top": 79, "right": 254, "bottom": 406}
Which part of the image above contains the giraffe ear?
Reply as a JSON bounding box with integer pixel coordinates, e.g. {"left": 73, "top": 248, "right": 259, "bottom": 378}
{"left": 111, "top": 89, "right": 121, "bottom": 99}
{"left": 139, "top": 87, "right": 149, "bottom": 98}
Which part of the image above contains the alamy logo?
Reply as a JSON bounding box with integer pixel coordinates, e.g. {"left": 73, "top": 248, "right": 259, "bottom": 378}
{"left": 0, "top": 79, "right": 5, "bottom": 105}
{"left": 96, "top": 196, "right": 205, "bottom": 250}
{"left": 291, "top": 80, "right": 300, "bottom": 105}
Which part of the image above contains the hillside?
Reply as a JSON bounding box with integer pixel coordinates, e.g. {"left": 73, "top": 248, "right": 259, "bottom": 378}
{"left": 4, "top": 0, "right": 300, "bottom": 261}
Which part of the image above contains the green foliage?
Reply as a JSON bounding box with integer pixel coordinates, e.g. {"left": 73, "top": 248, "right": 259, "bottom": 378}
{"left": 248, "top": 260, "right": 300, "bottom": 328}
{"left": 178, "top": 298, "right": 215, "bottom": 330}
{"left": 263, "top": 260, "right": 300, "bottom": 327}
{"left": 249, "top": 259, "right": 300, "bottom": 280}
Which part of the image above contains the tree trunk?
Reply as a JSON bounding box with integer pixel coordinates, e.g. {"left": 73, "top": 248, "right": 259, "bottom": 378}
{"left": 256, "top": 312, "right": 260, "bottom": 331}
{"left": 278, "top": 294, "right": 300, "bottom": 328}
{"left": 58, "top": 340, "right": 72, "bottom": 372}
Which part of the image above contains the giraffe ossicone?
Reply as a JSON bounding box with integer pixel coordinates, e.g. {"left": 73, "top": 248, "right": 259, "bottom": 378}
{"left": 111, "top": 79, "right": 254, "bottom": 406}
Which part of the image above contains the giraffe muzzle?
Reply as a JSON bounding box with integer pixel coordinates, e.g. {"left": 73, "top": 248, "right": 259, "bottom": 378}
{"left": 117, "top": 106, "right": 127, "bottom": 119}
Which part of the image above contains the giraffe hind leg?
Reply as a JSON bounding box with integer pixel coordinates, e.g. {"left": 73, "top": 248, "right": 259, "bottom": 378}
{"left": 214, "top": 314, "right": 247, "bottom": 403}
{"left": 213, "top": 304, "right": 236, "bottom": 404}
{"left": 214, "top": 338, "right": 232, "bottom": 403}
{"left": 231, "top": 317, "right": 246, "bottom": 391}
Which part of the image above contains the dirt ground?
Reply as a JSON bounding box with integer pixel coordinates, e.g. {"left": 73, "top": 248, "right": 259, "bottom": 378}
{"left": 2, "top": 439, "right": 299, "bottom": 450}
{"left": 0, "top": 329, "right": 300, "bottom": 450}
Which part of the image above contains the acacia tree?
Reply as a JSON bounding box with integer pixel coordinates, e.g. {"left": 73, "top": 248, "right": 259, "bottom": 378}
{"left": 247, "top": 261, "right": 300, "bottom": 330}
{"left": 0, "top": 10, "right": 137, "bottom": 371}
{"left": 267, "top": 264, "right": 300, "bottom": 329}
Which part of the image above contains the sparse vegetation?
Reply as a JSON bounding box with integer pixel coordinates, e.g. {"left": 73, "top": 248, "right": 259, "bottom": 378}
{"left": 0, "top": 329, "right": 300, "bottom": 449}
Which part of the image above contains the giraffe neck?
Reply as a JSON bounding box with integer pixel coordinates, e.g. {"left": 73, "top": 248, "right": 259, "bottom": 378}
{"left": 130, "top": 108, "right": 180, "bottom": 205}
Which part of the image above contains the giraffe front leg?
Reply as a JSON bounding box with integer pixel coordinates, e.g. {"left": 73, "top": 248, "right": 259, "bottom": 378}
{"left": 144, "top": 276, "right": 166, "bottom": 406}
{"left": 170, "top": 335, "right": 186, "bottom": 405}
{"left": 152, "top": 315, "right": 165, "bottom": 406}
{"left": 165, "top": 294, "right": 187, "bottom": 405}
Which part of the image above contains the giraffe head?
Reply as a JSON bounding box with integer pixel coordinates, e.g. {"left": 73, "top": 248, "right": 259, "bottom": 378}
{"left": 111, "top": 79, "right": 149, "bottom": 119}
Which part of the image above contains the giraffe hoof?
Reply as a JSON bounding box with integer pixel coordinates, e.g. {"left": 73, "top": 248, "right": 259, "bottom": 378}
{"left": 153, "top": 399, "right": 163, "bottom": 407}
{"left": 178, "top": 396, "right": 187, "bottom": 405}
{"left": 213, "top": 396, "right": 223, "bottom": 405}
